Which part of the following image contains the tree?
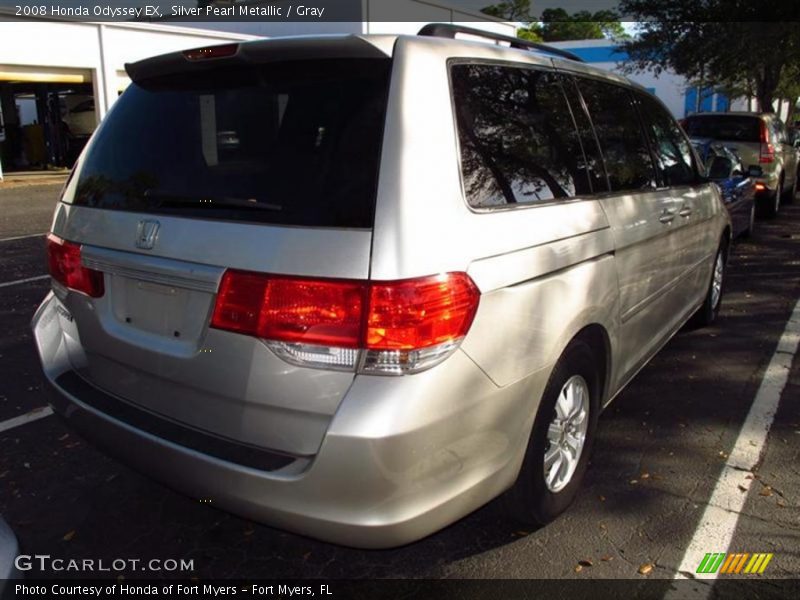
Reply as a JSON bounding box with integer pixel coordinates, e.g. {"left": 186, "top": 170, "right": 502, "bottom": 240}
{"left": 482, "top": 2, "right": 628, "bottom": 43}
{"left": 480, "top": 1, "right": 535, "bottom": 22}
{"left": 618, "top": 0, "right": 800, "bottom": 113}
{"left": 538, "top": 8, "right": 628, "bottom": 42}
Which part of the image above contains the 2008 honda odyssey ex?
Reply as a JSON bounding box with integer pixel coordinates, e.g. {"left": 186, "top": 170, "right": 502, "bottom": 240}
{"left": 32, "top": 25, "right": 731, "bottom": 548}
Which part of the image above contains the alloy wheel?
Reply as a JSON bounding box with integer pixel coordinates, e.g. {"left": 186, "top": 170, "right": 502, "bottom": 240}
{"left": 544, "top": 375, "right": 590, "bottom": 493}
{"left": 711, "top": 251, "right": 724, "bottom": 310}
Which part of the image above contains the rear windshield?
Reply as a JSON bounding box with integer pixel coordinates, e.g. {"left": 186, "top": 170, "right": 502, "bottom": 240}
{"left": 70, "top": 59, "right": 390, "bottom": 228}
{"left": 682, "top": 115, "right": 761, "bottom": 143}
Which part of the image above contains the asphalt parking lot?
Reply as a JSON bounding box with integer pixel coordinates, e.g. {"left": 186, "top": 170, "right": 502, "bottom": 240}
{"left": 0, "top": 184, "right": 798, "bottom": 589}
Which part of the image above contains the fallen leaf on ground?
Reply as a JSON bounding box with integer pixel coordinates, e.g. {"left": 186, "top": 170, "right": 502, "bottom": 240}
{"left": 62, "top": 530, "right": 76, "bottom": 541}
{"left": 641, "top": 473, "right": 650, "bottom": 479}
{"left": 579, "top": 559, "right": 593, "bottom": 567}
{"left": 601, "top": 555, "right": 614, "bottom": 562}
{"left": 630, "top": 479, "right": 639, "bottom": 485}
{"left": 759, "top": 487, "right": 773, "bottom": 497}
{"left": 738, "top": 485, "right": 747, "bottom": 492}
{"left": 776, "top": 499, "right": 787, "bottom": 508}
{"left": 574, "top": 565, "right": 583, "bottom": 573}
{"left": 638, "top": 563, "right": 654, "bottom": 575}
{"left": 598, "top": 495, "right": 606, "bottom": 502}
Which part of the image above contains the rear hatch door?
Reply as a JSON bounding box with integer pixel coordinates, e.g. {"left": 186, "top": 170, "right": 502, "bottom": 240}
{"left": 51, "top": 38, "right": 393, "bottom": 458}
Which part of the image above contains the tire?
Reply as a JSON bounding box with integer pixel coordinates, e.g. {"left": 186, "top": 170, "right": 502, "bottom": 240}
{"left": 763, "top": 175, "right": 782, "bottom": 218}
{"left": 741, "top": 203, "right": 755, "bottom": 239}
{"left": 502, "top": 341, "right": 600, "bottom": 525}
{"left": 781, "top": 172, "right": 797, "bottom": 204}
{"left": 693, "top": 241, "right": 727, "bottom": 327}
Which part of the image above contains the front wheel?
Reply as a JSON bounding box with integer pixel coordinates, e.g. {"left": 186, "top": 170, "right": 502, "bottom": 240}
{"left": 693, "top": 241, "right": 727, "bottom": 327}
{"left": 502, "top": 341, "right": 600, "bottom": 525}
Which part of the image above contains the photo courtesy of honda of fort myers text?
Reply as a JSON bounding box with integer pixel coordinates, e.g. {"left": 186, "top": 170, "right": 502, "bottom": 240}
{"left": 1, "top": 0, "right": 800, "bottom": 599}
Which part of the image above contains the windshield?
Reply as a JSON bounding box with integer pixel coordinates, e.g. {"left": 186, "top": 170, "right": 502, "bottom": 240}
{"left": 69, "top": 59, "right": 391, "bottom": 228}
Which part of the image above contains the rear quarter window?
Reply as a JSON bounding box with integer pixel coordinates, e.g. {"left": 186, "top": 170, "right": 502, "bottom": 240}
{"left": 450, "top": 63, "right": 591, "bottom": 208}
{"left": 69, "top": 59, "right": 390, "bottom": 228}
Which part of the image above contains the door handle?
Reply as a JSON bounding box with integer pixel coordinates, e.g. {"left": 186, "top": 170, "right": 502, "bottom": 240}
{"left": 659, "top": 209, "right": 676, "bottom": 224}
{"left": 679, "top": 206, "right": 693, "bottom": 218}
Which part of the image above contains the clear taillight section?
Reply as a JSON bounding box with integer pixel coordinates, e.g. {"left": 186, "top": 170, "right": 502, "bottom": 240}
{"left": 46, "top": 234, "right": 104, "bottom": 298}
{"left": 210, "top": 271, "right": 480, "bottom": 375}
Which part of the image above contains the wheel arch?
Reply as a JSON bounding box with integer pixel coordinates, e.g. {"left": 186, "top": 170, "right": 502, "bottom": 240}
{"left": 571, "top": 324, "right": 611, "bottom": 407}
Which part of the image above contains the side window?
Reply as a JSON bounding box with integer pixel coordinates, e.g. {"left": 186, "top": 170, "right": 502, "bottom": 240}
{"left": 560, "top": 75, "right": 610, "bottom": 193}
{"left": 575, "top": 77, "right": 657, "bottom": 193}
{"left": 451, "top": 63, "right": 591, "bottom": 208}
{"left": 636, "top": 93, "right": 697, "bottom": 187}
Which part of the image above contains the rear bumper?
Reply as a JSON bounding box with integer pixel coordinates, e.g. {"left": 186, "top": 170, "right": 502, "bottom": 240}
{"left": 32, "top": 292, "right": 545, "bottom": 548}
{"left": 755, "top": 170, "right": 781, "bottom": 194}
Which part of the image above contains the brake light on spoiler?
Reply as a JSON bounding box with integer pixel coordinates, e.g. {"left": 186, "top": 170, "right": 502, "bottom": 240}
{"left": 183, "top": 43, "right": 239, "bottom": 61}
{"left": 211, "top": 271, "right": 480, "bottom": 375}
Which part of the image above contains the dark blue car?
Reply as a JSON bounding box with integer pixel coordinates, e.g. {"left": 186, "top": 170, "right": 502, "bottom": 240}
{"left": 691, "top": 138, "right": 760, "bottom": 238}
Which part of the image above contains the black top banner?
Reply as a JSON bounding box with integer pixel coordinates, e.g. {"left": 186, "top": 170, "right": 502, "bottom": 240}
{"left": 2, "top": 0, "right": 797, "bottom": 23}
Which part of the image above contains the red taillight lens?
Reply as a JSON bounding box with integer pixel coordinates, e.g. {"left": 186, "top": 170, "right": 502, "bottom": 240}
{"left": 46, "top": 234, "right": 104, "bottom": 297}
{"left": 366, "top": 273, "right": 480, "bottom": 350}
{"left": 210, "top": 271, "right": 481, "bottom": 372}
{"left": 211, "top": 271, "right": 365, "bottom": 348}
{"left": 759, "top": 121, "right": 775, "bottom": 164}
{"left": 183, "top": 43, "right": 239, "bottom": 61}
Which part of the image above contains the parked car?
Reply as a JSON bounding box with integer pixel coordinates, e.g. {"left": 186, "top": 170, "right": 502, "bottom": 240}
{"left": 32, "top": 25, "right": 731, "bottom": 548}
{"left": 682, "top": 111, "right": 799, "bottom": 217}
{"left": 0, "top": 515, "right": 20, "bottom": 592}
{"left": 692, "top": 138, "right": 759, "bottom": 238}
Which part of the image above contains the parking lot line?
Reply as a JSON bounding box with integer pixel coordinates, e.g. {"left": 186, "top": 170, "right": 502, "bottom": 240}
{"left": 0, "top": 406, "right": 54, "bottom": 434}
{"left": 667, "top": 296, "right": 800, "bottom": 592}
{"left": 0, "top": 233, "right": 45, "bottom": 243}
{"left": 0, "top": 274, "right": 49, "bottom": 288}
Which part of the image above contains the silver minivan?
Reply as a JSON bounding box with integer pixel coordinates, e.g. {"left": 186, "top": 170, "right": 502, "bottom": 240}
{"left": 32, "top": 26, "right": 731, "bottom": 548}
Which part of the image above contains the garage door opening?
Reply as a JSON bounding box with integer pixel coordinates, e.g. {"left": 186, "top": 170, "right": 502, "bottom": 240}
{"left": 0, "top": 66, "right": 95, "bottom": 172}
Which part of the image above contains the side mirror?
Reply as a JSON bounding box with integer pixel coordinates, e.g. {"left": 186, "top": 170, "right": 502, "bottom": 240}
{"left": 747, "top": 165, "right": 764, "bottom": 178}
{"left": 708, "top": 156, "right": 734, "bottom": 179}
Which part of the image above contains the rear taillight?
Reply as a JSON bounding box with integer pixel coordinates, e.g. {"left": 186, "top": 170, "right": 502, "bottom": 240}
{"left": 211, "top": 271, "right": 480, "bottom": 375}
{"left": 46, "top": 234, "right": 104, "bottom": 298}
{"left": 759, "top": 121, "right": 775, "bottom": 164}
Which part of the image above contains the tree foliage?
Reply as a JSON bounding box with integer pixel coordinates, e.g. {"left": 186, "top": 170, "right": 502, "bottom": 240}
{"left": 482, "top": 1, "right": 627, "bottom": 42}
{"left": 618, "top": 0, "right": 800, "bottom": 113}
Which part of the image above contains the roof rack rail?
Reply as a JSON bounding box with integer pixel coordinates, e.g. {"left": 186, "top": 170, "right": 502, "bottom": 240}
{"left": 417, "top": 23, "right": 584, "bottom": 63}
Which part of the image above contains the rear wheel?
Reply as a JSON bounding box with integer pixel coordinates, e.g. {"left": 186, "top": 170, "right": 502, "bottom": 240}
{"left": 763, "top": 175, "right": 783, "bottom": 218}
{"left": 782, "top": 172, "right": 799, "bottom": 204}
{"left": 502, "top": 341, "right": 600, "bottom": 525}
{"left": 741, "top": 203, "right": 755, "bottom": 238}
{"left": 693, "top": 241, "right": 727, "bottom": 327}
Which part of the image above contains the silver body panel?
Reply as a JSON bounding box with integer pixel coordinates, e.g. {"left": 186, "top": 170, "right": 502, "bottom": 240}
{"left": 33, "top": 33, "right": 730, "bottom": 547}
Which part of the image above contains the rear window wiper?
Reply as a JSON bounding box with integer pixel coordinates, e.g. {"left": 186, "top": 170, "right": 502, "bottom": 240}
{"left": 143, "top": 190, "right": 282, "bottom": 212}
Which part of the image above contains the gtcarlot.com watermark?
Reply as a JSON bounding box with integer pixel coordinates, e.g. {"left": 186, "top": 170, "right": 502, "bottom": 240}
{"left": 14, "top": 554, "right": 194, "bottom": 573}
